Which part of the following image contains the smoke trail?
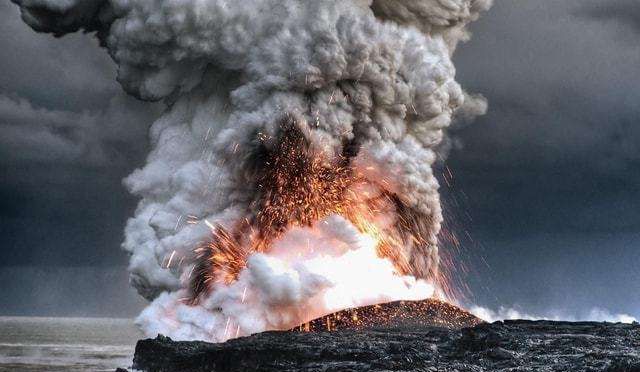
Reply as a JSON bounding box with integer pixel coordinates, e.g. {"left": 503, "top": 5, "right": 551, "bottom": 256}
{"left": 13, "top": 0, "right": 490, "bottom": 341}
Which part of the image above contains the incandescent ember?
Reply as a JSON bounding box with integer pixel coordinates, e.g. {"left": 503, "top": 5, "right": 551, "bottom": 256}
{"left": 189, "top": 116, "right": 445, "bottom": 304}
{"left": 292, "top": 298, "right": 483, "bottom": 332}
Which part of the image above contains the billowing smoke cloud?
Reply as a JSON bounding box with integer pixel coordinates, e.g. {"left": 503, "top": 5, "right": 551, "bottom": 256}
{"left": 13, "top": 0, "right": 490, "bottom": 341}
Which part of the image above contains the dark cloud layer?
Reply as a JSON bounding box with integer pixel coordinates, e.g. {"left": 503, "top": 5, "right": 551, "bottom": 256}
{"left": 0, "top": 0, "right": 639, "bottom": 318}
{"left": 0, "top": 2, "right": 159, "bottom": 316}
{"left": 454, "top": 0, "right": 640, "bottom": 173}
{"left": 448, "top": 0, "right": 640, "bottom": 316}
{"left": 580, "top": 0, "right": 640, "bottom": 32}
{"left": 0, "top": 2, "right": 114, "bottom": 111}
{"left": 0, "top": 266, "right": 146, "bottom": 317}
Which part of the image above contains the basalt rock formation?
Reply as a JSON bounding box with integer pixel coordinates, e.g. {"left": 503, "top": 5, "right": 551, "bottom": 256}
{"left": 120, "top": 301, "right": 640, "bottom": 372}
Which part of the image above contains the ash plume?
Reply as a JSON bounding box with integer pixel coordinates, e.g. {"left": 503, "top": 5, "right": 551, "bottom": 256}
{"left": 13, "top": 0, "right": 491, "bottom": 341}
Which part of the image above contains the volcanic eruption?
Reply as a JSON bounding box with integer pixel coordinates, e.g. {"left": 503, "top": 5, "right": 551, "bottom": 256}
{"left": 13, "top": 0, "right": 490, "bottom": 342}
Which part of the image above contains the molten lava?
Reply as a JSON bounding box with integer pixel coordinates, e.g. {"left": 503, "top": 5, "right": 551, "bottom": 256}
{"left": 293, "top": 298, "right": 483, "bottom": 332}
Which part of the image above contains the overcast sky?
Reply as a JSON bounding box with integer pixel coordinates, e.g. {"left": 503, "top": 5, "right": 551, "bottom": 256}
{"left": 1, "top": 1, "right": 639, "bottom": 318}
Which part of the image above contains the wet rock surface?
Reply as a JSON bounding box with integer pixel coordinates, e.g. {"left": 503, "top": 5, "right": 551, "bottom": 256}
{"left": 124, "top": 320, "right": 640, "bottom": 372}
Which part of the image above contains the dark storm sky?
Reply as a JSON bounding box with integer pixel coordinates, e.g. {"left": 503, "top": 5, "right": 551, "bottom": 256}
{"left": 1, "top": 1, "right": 639, "bottom": 318}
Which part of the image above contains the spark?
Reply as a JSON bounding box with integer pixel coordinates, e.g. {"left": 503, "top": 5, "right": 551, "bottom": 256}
{"left": 166, "top": 250, "right": 177, "bottom": 268}
{"left": 223, "top": 317, "right": 230, "bottom": 339}
{"left": 410, "top": 103, "right": 418, "bottom": 115}
{"left": 204, "top": 219, "right": 215, "bottom": 231}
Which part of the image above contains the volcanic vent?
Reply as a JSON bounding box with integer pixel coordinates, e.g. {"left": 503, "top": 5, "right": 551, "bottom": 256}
{"left": 189, "top": 116, "right": 440, "bottom": 304}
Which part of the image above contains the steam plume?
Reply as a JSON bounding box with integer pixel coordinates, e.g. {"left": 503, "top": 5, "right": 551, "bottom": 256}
{"left": 13, "top": 0, "right": 490, "bottom": 341}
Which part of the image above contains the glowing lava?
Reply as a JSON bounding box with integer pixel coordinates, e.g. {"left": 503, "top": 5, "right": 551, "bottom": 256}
{"left": 189, "top": 117, "right": 445, "bottom": 305}
{"left": 294, "top": 298, "right": 483, "bottom": 332}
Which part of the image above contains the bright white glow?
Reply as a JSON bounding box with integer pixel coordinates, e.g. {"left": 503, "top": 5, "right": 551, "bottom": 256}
{"left": 137, "top": 215, "right": 434, "bottom": 342}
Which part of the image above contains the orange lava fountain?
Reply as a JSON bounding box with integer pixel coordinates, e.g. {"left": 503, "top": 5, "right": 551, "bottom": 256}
{"left": 189, "top": 116, "right": 453, "bottom": 312}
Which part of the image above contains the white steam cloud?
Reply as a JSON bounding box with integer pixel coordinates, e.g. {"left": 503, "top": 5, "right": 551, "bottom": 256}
{"left": 138, "top": 215, "right": 435, "bottom": 341}
{"left": 13, "top": 0, "right": 490, "bottom": 341}
{"left": 470, "top": 305, "right": 638, "bottom": 324}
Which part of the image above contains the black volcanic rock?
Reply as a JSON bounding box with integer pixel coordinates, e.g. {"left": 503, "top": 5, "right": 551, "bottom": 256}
{"left": 124, "top": 319, "right": 640, "bottom": 372}
{"left": 120, "top": 299, "right": 639, "bottom": 372}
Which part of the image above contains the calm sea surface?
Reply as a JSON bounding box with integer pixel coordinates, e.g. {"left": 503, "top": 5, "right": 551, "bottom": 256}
{"left": 0, "top": 316, "right": 141, "bottom": 372}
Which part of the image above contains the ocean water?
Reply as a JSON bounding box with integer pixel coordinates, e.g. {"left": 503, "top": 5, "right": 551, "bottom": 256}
{"left": 0, "top": 316, "right": 141, "bottom": 372}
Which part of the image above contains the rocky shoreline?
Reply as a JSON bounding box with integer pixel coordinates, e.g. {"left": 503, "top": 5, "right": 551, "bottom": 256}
{"left": 118, "top": 319, "right": 640, "bottom": 372}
